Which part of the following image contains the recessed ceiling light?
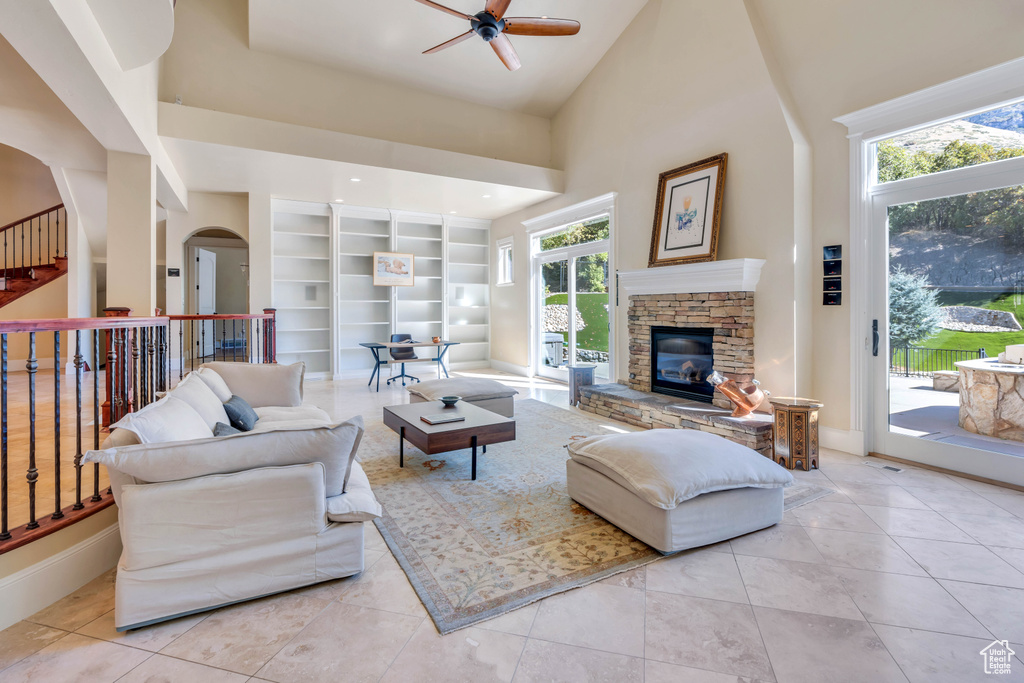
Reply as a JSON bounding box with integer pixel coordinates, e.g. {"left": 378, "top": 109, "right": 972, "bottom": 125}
{"left": 349, "top": 178, "right": 361, "bottom": 182}
{"left": 542, "top": 15, "right": 548, "bottom": 19}
{"left": 334, "top": 198, "right": 344, "bottom": 202}
{"left": 449, "top": 211, "right": 457, "bottom": 214}
{"left": 482, "top": 194, "right": 491, "bottom": 198}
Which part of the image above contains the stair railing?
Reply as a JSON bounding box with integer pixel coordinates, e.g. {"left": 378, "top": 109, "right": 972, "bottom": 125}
{"left": 0, "top": 204, "right": 67, "bottom": 287}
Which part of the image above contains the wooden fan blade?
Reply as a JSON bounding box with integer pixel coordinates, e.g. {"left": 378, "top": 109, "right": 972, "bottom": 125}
{"left": 485, "top": 0, "right": 512, "bottom": 20}
{"left": 503, "top": 17, "right": 581, "bottom": 36}
{"left": 413, "top": 0, "right": 472, "bottom": 21}
{"left": 490, "top": 32, "right": 520, "bottom": 71}
{"left": 423, "top": 30, "right": 476, "bottom": 54}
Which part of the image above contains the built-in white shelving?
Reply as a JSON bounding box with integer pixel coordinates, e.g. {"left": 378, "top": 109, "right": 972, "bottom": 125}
{"left": 273, "top": 201, "right": 491, "bottom": 379}
{"left": 446, "top": 220, "right": 490, "bottom": 365}
{"left": 272, "top": 202, "right": 333, "bottom": 378}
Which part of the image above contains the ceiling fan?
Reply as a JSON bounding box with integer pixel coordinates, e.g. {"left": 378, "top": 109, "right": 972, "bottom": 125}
{"left": 414, "top": 0, "right": 581, "bottom": 71}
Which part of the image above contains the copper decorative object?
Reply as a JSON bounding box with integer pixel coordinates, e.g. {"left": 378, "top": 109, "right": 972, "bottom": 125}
{"left": 707, "top": 370, "right": 768, "bottom": 418}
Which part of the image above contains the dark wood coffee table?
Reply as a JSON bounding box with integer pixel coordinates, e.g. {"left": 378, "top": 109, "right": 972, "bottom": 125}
{"left": 382, "top": 401, "right": 516, "bottom": 480}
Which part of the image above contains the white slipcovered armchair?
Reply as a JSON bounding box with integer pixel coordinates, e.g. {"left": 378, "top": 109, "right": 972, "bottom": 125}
{"left": 85, "top": 362, "right": 379, "bottom": 631}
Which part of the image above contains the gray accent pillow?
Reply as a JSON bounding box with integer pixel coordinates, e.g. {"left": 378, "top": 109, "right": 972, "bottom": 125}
{"left": 214, "top": 422, "right": 242, "bottom": 437}
{"left": 223, "top": 395, "right": 259, "bottom": 432}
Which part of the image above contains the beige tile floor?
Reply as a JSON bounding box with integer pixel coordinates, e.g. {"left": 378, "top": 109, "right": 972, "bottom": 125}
{"left": 2, "top": 368, "right": 1024, "bottom": 682}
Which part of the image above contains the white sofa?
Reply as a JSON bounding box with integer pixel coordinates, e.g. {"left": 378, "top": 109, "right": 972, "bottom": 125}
{"left": 86, "top": 362, "right": 379, "bottom": 631}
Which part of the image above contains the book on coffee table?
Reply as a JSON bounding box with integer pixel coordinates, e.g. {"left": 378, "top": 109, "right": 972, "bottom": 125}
{"left": 420, "top": 413, "right": 466, "bottom": 425}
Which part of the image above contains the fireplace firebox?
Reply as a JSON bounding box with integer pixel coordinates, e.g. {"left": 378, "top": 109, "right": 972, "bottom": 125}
{"left": 650, "top": 326, "right": 715, "bottom": 403}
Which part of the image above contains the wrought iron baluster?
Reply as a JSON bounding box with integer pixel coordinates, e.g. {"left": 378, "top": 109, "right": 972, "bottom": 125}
{"left": 52, "top": 331, "right": 62, "bottom": 520}
{"left": 36, "top": 217, "right": 41, "bottom": 268}
{"left": 92, "top": 329, "right": 101, "bottom": 501}
{"left": 179, "top": 320, "right": 184, "bottom": 380}
{"left": 256, "top": 319, "right": 261, "bottom": 363}
{"left": 73, "top": 330, "right": 83, "bottom": 510}
{"left": 25, "top": 332, "right": 38, "bottom": 530}
{"left": 131, "top": 328, "right": 139, "bottom": 413}
{"left": 201, "top": 320, "right": 206, "bottom": 366}
{"left": 20, "top": 224, "right": 25, "bottom": 279}
{"left": 232, "top": 320, "right": 237, "bottom": 362}
{"left": 221, "top": 319, "right": 226, "bottom": 362}
{"left": 109, "top": 328, "right": 122, "bottom": 425}
{"left": 0, "top": 333, "right": 7, "bottom": 540}
{"left": 47, "top": 213, "right": 50, "bottom": 265}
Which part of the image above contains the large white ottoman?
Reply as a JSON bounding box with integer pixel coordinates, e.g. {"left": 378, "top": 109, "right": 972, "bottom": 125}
{"left": 407, "top": 377, "right": 518, "bottom": 417}
{"left": 567, "top": 429, "right": 794, "bottom": 553}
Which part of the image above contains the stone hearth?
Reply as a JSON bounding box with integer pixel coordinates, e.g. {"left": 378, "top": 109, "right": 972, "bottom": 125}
{"left": 579, "top": 384, "right": 773, "bottom": 455}
{"left": 627, "top": 291, "right": 755, "bottom": 410}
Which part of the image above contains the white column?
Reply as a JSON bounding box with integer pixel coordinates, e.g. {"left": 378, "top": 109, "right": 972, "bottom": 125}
{"left": 106, "top": 151, "right": 157, "bottom": 315}
{"left": 248, "top": 192, "right": 273, "bottom": 312}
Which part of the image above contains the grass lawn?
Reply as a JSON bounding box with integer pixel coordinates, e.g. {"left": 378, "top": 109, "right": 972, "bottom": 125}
{"left": 545, "top": 292, "right": 609, "bottom": 352}
{"left": 900, "top": 292, "right": 1024, "bottom": 370}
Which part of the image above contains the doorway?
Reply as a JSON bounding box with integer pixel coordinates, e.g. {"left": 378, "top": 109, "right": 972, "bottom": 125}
{"left": 866, "top": 105, "right": 1024, "bottom": 486}
{"left": 532, "top": 216, "right": 611, "bottom": 382}
{"left": 184, "top": 229, "right": 249, "bottom": 362}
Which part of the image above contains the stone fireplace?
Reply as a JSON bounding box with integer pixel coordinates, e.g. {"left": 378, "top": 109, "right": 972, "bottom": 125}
{"left": 577, "top": 259, "right": 771, "bottom": 454}
{"left": 627, "top": 290, "right": 755, "bottom": 410}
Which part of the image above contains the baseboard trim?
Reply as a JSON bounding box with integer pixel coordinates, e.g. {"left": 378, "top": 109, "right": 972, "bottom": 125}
{"left": 449, "top": 361, "right": 491, "bottom": 371}
{"left": 868, "top": 451, "right": 1024, "bottom": 493}
{"left": 0, "top": 523, "right": 121, "bottom": 631}
{"left": 488, "top": 359, "right": 531, "bottom": 377}
{"left": 820, "top": 427, "right": 865, "bottom": 455}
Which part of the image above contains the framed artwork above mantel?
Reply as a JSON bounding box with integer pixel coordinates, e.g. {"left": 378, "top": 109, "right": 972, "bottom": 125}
{"left": 648, "top": 153, "right": 727, "bottom": 267}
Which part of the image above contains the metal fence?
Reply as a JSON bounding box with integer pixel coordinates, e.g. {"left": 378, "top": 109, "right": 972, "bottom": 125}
{"left": 889, "top": 346, "right": 987, "bottom": 378}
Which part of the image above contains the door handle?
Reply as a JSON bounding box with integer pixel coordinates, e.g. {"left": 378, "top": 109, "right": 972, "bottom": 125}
{"left": 872, "top": 319, "right": 879, "bottom": 357}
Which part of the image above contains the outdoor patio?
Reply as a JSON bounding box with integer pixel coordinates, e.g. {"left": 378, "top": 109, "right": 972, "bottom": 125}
{"left": 889, "top": 375, "right": 1024, "bottom": 457}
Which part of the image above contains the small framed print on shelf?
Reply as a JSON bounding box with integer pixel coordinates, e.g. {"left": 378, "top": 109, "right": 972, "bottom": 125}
{"left": 372, "top": 252, "right": 415, "bottom": 287}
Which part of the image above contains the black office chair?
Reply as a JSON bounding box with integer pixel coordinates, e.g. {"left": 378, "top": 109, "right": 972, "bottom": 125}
{"left": 387, "top": 333, "right": 421, "bottom": 386}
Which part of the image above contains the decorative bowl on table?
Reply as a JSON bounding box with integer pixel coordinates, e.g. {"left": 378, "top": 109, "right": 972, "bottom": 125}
{"left": 439, "top": 395, "right": 461, "bottom": 408}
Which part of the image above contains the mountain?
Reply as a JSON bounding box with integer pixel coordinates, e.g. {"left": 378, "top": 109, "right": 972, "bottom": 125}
{"left": 892, "top": 119, "right": 1024, "bottom": 155}
{"left": 966, "top": 102, "right": 1024, "bottom": 135}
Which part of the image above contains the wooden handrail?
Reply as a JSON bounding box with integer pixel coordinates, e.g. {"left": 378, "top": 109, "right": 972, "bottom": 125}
{"left": 167, "top": 313, "right": 274, "bottom": 321}
{"left": 0, "top": 316, "right": 168, "bottom": 334}
{"left": 0, "top": 204, "right": 64, "bottom": 234}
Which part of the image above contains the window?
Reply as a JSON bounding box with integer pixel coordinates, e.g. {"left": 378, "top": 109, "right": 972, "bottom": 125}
{"left": 538, "top": 216, "right": 610, "bottom": 251}
{"left": 875, "top": 101, "right": 1024, "bottom": 184}
{"left": 496, "top": 236, "right": 514, "bottom": 286}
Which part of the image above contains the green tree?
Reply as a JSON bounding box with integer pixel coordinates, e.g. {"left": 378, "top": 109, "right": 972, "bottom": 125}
{"left": 889, "top": 267, "right": 943, "bottom": 347}
{"left": 540, "top": 217, "right": 610, "bottom": 293}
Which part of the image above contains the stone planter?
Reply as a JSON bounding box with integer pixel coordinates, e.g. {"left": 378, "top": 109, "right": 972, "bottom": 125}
{"left": 956, "top": 359, "right": 1024, "bottom": 442}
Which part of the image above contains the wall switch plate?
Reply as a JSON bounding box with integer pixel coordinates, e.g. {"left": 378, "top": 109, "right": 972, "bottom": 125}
{"left": 823, "top": 276, "right": 842, "bottom": 292}
{"left": 823, "top": 292, "right": 842, "bottom": 306}
{"left": 824, "top": 259, "right": 842, "bottom": 276}
{"left": 823, "top": 245, "right": 842, "bottom": 260}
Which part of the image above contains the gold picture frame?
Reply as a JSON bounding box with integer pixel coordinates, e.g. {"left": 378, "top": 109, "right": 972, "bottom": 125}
{"left": 648, "top": 153, "right": 727, "bottom": 267}
{"left": 372, "top": 251, "right": 415, "bottom": 286}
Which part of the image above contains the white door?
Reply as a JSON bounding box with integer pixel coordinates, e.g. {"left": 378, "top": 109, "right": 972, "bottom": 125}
{"left": 196, "top": 248, "right": 216, "bottom": 358}
{"left": 869, "top": 183, "right": 1024, "bottom": 487}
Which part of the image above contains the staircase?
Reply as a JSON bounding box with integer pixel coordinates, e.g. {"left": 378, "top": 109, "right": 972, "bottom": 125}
{"left": 0, "top": 204, "right": 67, "bottom": 308}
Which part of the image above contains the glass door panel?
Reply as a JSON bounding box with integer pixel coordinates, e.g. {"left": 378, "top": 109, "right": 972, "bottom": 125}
{"left": 539, "top": 257, "right": 570, "bottom": 380}
{"left": 573, "top": 253, "right": 610, "bottom": 380}
{"left": 872, "top": 185, "right": 1024, "bottom": 484}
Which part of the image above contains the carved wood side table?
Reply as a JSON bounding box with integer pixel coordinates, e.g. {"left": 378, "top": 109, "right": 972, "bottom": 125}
{"left": 769, "top": 397, "right": 823, "bottom": 471}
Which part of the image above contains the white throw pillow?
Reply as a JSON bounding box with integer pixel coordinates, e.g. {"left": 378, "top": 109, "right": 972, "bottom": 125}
{"left": 567, "top": 429, "right": 793, "bottom": 510}
{"left": 326, "top": 462, "right": 382, "bottom": 522}
{"left": 199, "top": 362, "right": 305, "bottom": 408}
{"left": 109, "top": 396, "right": 213, "bottom": 445}
{"left": 86, "top": 415, "right": 364, "bottom": 497}
{"left": 168, "top": 372, "right": 231, "bottom": 430}
{"left": 194, "top": 367, "right": 232, "bottom": 403}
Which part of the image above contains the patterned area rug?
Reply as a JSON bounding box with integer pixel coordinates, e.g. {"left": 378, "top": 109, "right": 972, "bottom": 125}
{"left": 360, "top": 399, "right": 832, "bottom": 634}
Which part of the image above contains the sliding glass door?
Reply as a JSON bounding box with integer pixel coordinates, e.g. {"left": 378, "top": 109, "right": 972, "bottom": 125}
{"left": 533, "top": 217, "right": 611, "bottom": 382}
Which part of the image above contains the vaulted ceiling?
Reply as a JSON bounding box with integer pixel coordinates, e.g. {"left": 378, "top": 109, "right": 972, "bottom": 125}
{"left": 248, "top": 0, "right": 648, "bottom": 117}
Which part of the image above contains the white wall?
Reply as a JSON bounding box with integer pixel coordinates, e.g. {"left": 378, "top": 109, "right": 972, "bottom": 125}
{"left": 165, "top": 192, "right": 249, "bottom": 315}
{"left": 490, "top": 0, "right": 807, "bottom": 402}
{"left": 159, "top": 0, "right": 552, "bottom": 169}
{"left": 749, "top": 0, "right": 1024, "bottom": 430}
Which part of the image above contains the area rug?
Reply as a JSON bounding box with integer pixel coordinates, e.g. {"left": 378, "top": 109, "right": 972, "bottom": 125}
{"left": 359, "top": 399, "right": 833, "bottom": 634}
